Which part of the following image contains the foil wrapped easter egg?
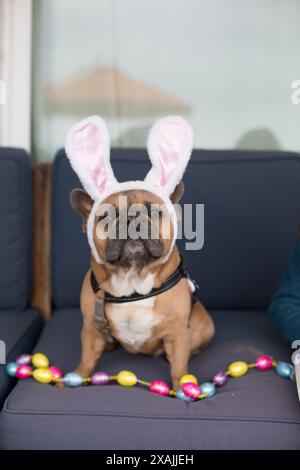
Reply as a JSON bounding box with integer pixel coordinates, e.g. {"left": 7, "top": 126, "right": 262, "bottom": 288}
{"left": 33, "top": 368, "right": 53, "bottom": 384}
{"left": 32, "top": 353, "right": 49, "bottom": 369}
{"left": 276, "top": 362, "right": 293, "bottom": 379}
{"left": 16, "top": 365, "right": 32, "bottom": 379}
{"left": 6, "top": 362, "right": 18, "bottom": 377}
{"left": 228, "top": 361, "right": 248, "bottom": 377}
{"left": 149, "top": 380, "right": 170, "bottom": 396}
{"left": 16, "top": 354, "right": 32, "bottom": 366}
{"left": 182, "top": 382, "right": 201, "bottom": 399}
{"left": 63, "top": 372, "right": 83, "bottom": 387}
{"left": 91, "top": 372, "right": 110, "bottom": 385}
{"left": 212, "top": 371, "right": 228, "bottom": 387}
{"left": 176, "top": 389, "right": 193, "bottom": 402}
{"left": 200, "top": 382, "right": 216, "bottom": 398}
{"left": 179, "top": 374, "right": 198, "bottom": 387}
{"left": 117, "top": 371, "right": 137, "bottom": 387}
{"left": 49, "top": 366, "right": 63, "bottom": 380}
{"left": 256, "top": 356, "right": 273, "bottom": 371}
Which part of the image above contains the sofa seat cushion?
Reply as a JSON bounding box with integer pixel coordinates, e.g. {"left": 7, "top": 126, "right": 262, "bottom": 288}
{"left": 0, "top": 309, "right": 299, "bottom": 450}
{"left": 0, "top": 310, "right": 42, "bottom": 406}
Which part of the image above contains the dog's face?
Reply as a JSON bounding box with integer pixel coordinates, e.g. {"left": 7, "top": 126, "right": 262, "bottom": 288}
{"left": 70, "top": 183, "right": 183, "bottom": 270}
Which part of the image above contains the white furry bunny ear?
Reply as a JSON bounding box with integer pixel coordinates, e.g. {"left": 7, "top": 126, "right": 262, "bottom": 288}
{"left": 145, "top": 115, "right": 193, "bottom": 196}
{"left": 65, "top": 115, "right": 117, "bottom": 201}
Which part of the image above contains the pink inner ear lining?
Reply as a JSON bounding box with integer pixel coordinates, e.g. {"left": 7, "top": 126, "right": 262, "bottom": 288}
{"left": 69, "top": 121, "right": 112, "bottom": 194}
{"left": 160, "top": 122, "right": 188, "bottom": 154}
{"left": 92, "top": 162, "right": 111, "bottom": 193}
{"left": 72, "top": 123, "right": 102, "bottom": 155}
{"left": 155, "top": 122, "right": 189, "bottom": 188}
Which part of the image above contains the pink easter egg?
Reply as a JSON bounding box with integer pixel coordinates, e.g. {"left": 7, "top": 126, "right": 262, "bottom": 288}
{"left": 182, "top": 382, "right": 201, "bottom": 399}
{"left": 256, "top": 356, "right": 273, "bottom": 371}
{"left": 149, "top": 380, "right": 170, "bottom": 396}
{"left": 49, "top": 366, "right": 63, "bottom": 380}
{"left": 16, "top": 365, "right": 32, "bottom": 379}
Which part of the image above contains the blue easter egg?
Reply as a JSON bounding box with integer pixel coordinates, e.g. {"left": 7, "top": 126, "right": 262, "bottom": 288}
{"left": 176, "top": 388, "right": 193, "bottom": 402}
{"left": 6, "top": 362, "right": 18, "bottom": 377}
{"left": 276, "top": 362, "right": 293, "bottom": 379}
{"left": 63, "top": 372, "right": 83, "bottom": 387}
{"left": 201, "top": 382, "right": 216, "bottom": 398}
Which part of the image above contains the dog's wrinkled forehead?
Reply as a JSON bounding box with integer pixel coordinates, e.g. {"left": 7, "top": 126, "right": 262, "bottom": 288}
{"left": 65, "top": 114, "right": 193, "bottom": 263}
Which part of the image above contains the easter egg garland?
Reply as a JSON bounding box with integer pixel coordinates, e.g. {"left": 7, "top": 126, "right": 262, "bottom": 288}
{"left": 6, "top": 353, "right": 294, "bottom": 402}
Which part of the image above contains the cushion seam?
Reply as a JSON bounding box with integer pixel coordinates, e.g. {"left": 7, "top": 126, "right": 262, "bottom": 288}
{"left": 2, "top": 407, "right": 300, "bottom": 426}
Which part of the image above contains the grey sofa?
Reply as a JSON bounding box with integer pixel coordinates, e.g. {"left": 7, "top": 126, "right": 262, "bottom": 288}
{"left": 0, "top": 148, "right": 42, "bottom": 408}
{"left": 0, "top": 148, "right": 299, "bottom": 449}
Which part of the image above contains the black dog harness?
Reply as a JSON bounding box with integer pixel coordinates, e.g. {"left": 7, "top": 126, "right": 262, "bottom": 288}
{"left": 90, "top": 256, "right": 199, "bottom": 343}
{"left": 90, "top": 255, "right": 198, "bottom": 303}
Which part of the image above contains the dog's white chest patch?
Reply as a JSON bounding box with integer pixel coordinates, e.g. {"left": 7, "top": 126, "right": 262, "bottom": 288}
{"left": 109, "top": 298, "right": 160, "bottom": 349}
{"left": 107, "top": 271, "right": 161, "bottom": 349}
{"left": 110, "top": 270, "right": 155, "bottom": 296}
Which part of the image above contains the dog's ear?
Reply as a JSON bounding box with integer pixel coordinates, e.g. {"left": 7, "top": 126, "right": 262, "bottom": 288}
{"left": 70, "top": 189, "right": 93, "bottom": 233}
{"left": 145, "top": 116, "right": 193, "bottom": 196}
{"left": 170, "top": 181, "right": 184, "bottom": 204}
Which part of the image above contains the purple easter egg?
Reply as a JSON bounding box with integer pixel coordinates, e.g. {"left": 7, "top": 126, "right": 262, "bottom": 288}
{"left": 91, "top": 372, "right": 110, "bottom": 385}
{"left": 16, "top": 354, "right": 32, "bottom": 366}
{"left": 212, "top": 371, "right": 228, "bottom": 387}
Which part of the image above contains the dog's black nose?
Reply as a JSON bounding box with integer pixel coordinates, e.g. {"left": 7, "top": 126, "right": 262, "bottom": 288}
{"left": 105, "top": 239, "right": 125, "bottom": 262}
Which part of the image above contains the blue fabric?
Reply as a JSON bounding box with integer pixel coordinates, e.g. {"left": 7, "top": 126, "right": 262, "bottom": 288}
{"left": 0, "top": 309, "right": 42, "bottom": 407}
{"left": 51, "top": 151, "right": 90, "bottom": 308}
{"left": 268, "top": 240, "right": 300, "bottom": 343}
{"left": 0, "top": 148, "right": 32, "bottom": 310}
{"left": 0, "top": 308, "right": 298, "bottom": 450}
{"left": 0, "top": 148, "right": 42, "bottom": 407}
{"left": 51, "top": 149, "right": 300, "bottom": 310}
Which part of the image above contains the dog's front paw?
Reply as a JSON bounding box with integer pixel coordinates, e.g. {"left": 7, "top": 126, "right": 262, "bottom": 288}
{"left": 171, "top": 378, "right": 181, "bottom": 391}
{"left": 74, "top": 367, "right": 90, "bottom": 379}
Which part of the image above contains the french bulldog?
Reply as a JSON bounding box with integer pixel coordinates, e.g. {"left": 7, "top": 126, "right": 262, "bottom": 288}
{"left": 65, "top": 115, "right": 214, "bottom": 390}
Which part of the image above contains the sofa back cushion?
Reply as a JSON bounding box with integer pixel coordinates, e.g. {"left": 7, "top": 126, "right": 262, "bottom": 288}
{"left": 51, "top": 149, "right": 300, "bottom": 310}
{"left": 0, "top": 148, "right": 32, "bottom": 310}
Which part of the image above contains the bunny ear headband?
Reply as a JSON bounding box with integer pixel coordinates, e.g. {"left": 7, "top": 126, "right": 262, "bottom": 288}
{"left": 65, "top": 115, "right": 193, "bottom": 264}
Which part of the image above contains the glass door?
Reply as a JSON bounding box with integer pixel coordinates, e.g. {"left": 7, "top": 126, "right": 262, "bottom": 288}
{"left": 32, "top": 0, "right": 300, "bottom": 162}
